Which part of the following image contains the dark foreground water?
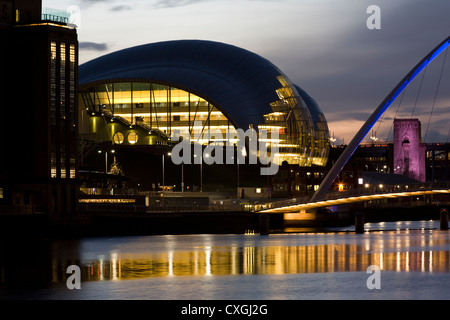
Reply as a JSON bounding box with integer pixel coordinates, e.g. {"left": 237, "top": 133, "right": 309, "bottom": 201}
{"left": 1, "top": 220, "right": 449, "bottom": 300}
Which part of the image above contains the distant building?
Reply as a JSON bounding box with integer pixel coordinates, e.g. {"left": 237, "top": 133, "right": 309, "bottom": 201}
{"left": 393, "top": 119, "right": 426, "bottom": 182}
{"left": 0, "top": 0, "right": 79, "bottom": 220}
{"left": 271, "top": 118, "right": 449, "bottom": 198}
{"left": 426, "top": 143, "right": 450, "bottom": 182}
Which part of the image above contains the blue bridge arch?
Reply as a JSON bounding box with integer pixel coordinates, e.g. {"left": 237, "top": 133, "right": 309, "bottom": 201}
{"left": 312, "top": 35, "right": 450, "bottom": 202}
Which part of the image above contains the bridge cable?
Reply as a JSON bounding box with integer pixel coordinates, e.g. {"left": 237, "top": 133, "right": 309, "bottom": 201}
{"left": 424, "top": 46, "right": 448, "bottom": 142}
{"left": 385, "top": 88, "right": 406, "bottom": 141}
{"left": 373, "top": 85, "right": 405, "bottom": 142}
{"left": 385, "top": 64, "right": 426, "bottom": 141}
{"left": 410, "top": 65, "right": 428, "bottom": 118}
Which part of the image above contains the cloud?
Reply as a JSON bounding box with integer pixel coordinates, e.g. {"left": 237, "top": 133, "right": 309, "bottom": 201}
{"left": 76, "top": 0, "right": 109, "bottom": 7}
{"left": 279, "top": 0, "right": 450, "bottom": 144}
{"left": 110, "top": 5, "right": 133, "bottom": 11}
{"left": 151, "top": 0, "right": 285, "bottom": 9}
{"left": 152, "top": 0, "right": 207, "bottom": 8}
{"left": 79, "top": 42, "right": 109, "bottom": 52}
{"left": 76, "top": 0, "right": 134, "bottom": 10}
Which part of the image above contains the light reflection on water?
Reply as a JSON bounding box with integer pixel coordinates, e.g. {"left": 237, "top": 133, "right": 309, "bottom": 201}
{"left": 1, "top": 220, "right": 450, "bottom": 299}
{"left": 42, "top": 220, "right": 450, "bottom": 283}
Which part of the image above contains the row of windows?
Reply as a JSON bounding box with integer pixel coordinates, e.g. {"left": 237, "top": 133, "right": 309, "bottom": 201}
{"left": 273, "top": 184, "right": 320, "bottom": 192}
{"left": 50, "top": 41, "right": 76, "bottom": 179}
{"left": 81, "top": 78, "right": 329, "bottom": 167}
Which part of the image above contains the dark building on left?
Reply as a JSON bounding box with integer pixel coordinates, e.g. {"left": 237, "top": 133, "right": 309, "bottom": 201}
{"left": 0, "top": 0, "right": 79, "bottom": 221}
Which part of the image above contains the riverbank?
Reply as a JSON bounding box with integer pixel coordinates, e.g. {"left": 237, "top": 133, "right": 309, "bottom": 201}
{"left": 0, "top": 204, "right": 447, "bottom": 239}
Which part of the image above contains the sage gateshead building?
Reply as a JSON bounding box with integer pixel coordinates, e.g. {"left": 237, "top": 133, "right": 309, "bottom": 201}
{"left": 79, "top": 40, "right": 330, "bottom": 167}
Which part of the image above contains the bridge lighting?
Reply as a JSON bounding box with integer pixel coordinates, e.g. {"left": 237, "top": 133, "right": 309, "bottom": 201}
{"left": 338, "top": 184, "right": 344, "bottom": 192}
{"left": 370, "top": 131, "right": 379, "bottom": 143}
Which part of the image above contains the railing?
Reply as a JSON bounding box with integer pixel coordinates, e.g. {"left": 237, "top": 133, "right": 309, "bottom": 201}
{"left": 41, "top": 8, "right": 70, "bottom": 24}
{"left": 78, "top": 203, "right": 252, "bottom": 214}
{"left": 255, "top": 181, "right": 450, "bottom": 212}
{"left": 324, "top": 181, "right": 450, "bottom": 201}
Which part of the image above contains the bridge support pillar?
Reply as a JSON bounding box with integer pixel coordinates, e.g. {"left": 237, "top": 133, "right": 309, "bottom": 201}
{"left": 355, "top": 212, "right": 365, "bottom": 234}
{"left": 259, "top": 213, "right": 270, "bottom": 235}
{"left": 440, "top": 208, "right": 448, "bottom": 230}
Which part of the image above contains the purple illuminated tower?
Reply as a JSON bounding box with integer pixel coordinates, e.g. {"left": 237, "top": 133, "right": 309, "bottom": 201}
{"left": 393, "top": 119, "right": 426, "bottom": 182}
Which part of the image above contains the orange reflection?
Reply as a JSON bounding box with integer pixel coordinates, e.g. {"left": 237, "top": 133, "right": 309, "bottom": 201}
{"left": 50, "top": 232, "right": 450, "bottom": 282}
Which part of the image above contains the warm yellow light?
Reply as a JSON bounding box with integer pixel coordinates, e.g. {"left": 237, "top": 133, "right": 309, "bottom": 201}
{"left": 339, "top": 184, "right": 344, "bottom": 192}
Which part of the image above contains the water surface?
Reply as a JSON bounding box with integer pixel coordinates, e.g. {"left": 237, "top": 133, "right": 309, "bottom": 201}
{"left": 1, "top": 220, "right": 449, "bottom": 300}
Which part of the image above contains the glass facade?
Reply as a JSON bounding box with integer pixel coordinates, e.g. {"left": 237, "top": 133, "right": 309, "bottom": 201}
{"left": 78, "top": 40, "right": 330, "bottom": 167}
{"left": 50, "top": 40, "right": 77, "bottom": 179}
{"left": 80, "top": 77, "right": 326, "bottom": 166}
{"left": 80, "top": 82, "right": 237, "bottom": 145}
{"left": 262, "top": 76, "right": 314, "bottom": 166}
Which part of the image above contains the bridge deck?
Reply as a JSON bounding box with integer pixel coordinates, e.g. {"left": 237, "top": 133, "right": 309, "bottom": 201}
{"left": 256, "top": 183, "right": 450, "bottom": 213}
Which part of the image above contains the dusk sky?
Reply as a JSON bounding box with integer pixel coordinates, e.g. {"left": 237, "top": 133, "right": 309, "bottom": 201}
{"left": 43, "top": 0, "right": 450, "bottom": 145}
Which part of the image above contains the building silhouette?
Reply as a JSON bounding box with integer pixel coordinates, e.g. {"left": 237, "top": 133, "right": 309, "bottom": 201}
{"left": 0, "top": 0, "right": 79, "bottom": 220}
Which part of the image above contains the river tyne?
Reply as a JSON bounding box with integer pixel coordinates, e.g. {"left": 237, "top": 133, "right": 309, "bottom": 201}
{"left": 1, "top": 220, "right": 450, "bottom": 301}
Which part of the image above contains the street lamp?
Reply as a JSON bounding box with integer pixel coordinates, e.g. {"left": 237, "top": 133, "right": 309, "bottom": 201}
{"left": 98, "top": 149, "right": 115, "bottom": 174}
{"left": 181, "top": 162, "right": 184, "bottom": 193}
{"left": 237, "top": 146, "right": 246, "bottom": 198}
{"left": 194, "top": 153, "right": 208, "bottom": 192}
{"left": 202, "top": 154, "right": 209, "bottom": 192}
{"left": 162, "top": 152, "right": 172, "bottom": 191}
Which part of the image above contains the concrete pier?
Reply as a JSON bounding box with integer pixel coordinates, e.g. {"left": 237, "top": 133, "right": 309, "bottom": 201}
{"left": 259, "top": 213, "right": 270, "bottom": 235}
{"left": 355, "top": 212, "right": 365, "bottom": 234}
{"left": 440, "top": 209, "right": 449, "bottom": 230}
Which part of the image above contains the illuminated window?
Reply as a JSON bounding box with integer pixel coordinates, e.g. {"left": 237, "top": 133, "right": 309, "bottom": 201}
{"left": 69, "top": 44, "right": 76, "bottom": 63}
{"left": 51, "top": 42, "right": 57, "bottom": 60}
{"left": 61, "top": 151, "right": 66, "bottom": 179}
{"left": 60, "top": 43, "right": 66, "bottom": 61}
{"left": 113, "top": 132, "right": 124, "bottom": 144}
{"left": 256, "top": 188, "right": 262, "bottom": 194}
{"left": 0, "top": 188, "right": 3, "bottom": 199}
{"left": 128, "top": 132, "right": 138, "bottom": 144}
{"left": 70, "top": 158, "right": 76, "bottom": 179}
{"left": 51, "top": 153, "right": 57, "bottom": 178}
{"left": 79, "top": 77, "right": 329, "bottom": 168}
{"left": 15, "top": 10, "right": 20, "bottom": 23}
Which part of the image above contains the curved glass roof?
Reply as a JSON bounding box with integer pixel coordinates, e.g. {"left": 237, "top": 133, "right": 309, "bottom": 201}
{"left": 81, "top": 40, "right": 302, "bottom": 129}
{"left": 79, "top": 40, "right": 329, "bottom": 166}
